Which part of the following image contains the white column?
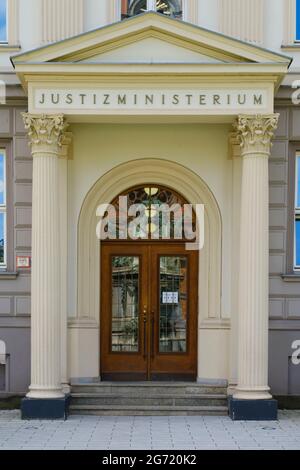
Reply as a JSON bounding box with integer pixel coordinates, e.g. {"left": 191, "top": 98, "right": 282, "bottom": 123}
{"left": 228, "top": 133, "right": 242, "bottom": 389}
{"left": 23, "top": 114, "right": 68, "bottom": 399}
{"left": 59, "top": 133, "right": 72, "bottom": 394}
{"left": 234, "top": 114, "right": 279, "bottom": 401}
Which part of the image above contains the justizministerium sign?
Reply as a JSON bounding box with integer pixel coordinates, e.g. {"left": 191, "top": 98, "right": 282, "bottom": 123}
{"left": 33, "top": 88, "right": 268, "bottom": 113}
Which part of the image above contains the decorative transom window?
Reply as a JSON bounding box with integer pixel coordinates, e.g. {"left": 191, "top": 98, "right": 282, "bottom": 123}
{"left": 121, "top": 0, "right": 183, "bottom": 20}
{"left": 295, "top": 155, "right": 300, "bottom": 269}
{"left": 0, "top": 150, "right": 6, "bottom": 267}
{"left": 0, "top": 0, "right": 7, "bottom": 43}
{"left": 105, "top": 185, "right": 196, "bottom": 241}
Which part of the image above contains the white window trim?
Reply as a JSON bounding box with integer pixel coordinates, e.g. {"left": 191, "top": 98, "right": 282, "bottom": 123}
{"left": 0, "top": 149, "right": 7, "bottom": 268}
{"left": 283, "top": 0, "right": 298, "bottom": 45}
{"left": 108, "top": 0, "right": 198, "bottom": 24}
{"left": 0, "top": 0, "right": 19, "bottom": 46}
{"left": 295, "top": 154, "right": 300, "bottom": 270}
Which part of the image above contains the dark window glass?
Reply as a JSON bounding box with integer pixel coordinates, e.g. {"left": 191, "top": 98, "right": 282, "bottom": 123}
{"left": 159, "top": 256, "right": 187, "bottom": 353}
{"left": 122, "top": 1, "right": 182, "bottom": 20}
{"left": 111, "top": 256, "right": 139, "bottom": 352}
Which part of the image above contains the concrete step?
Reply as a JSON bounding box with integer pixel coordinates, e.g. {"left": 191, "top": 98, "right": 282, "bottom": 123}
{"left": 71, "top": 382, "right": 228, "bottom": 396}
{"left": 69, "top": 404, "right": 229, "bottom": 417}
{"left": 70, "top": 393, "right": 228, "bottom": 407}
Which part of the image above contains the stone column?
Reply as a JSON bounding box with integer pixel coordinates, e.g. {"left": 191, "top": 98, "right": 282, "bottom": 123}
{"left": 21, "top": 114, "right": 68, "bottom": 419}
{"left": 230, "top": 114, "right": 279, "bottom": 420}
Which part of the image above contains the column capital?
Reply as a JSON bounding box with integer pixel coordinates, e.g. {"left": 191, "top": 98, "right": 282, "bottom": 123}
{"left": 234, "top": 114, "right": 279, "bottom": 156}
{"left": 22, "top": 113, "right": 68, "bottom": 156}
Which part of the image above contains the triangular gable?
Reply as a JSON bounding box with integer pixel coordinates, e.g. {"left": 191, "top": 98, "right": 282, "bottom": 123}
{"left": 11, "top": 12, "right": 292, "bottom": 66}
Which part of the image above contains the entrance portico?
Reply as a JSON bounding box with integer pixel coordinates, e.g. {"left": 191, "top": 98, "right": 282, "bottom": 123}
{"left": 11, "top": 12, "right": 291, "bottom": 420}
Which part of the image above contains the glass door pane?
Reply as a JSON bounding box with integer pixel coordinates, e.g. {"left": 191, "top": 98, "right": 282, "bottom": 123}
{"left": 159, "top": 256, "right": 187, "bottom": 353}
{"left": 111, "top": 256, "right": 139, "bottom": 352}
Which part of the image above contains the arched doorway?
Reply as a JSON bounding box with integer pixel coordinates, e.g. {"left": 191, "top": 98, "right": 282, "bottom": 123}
{"left": 100, "top": 185, "right": 199, "bottom": 381}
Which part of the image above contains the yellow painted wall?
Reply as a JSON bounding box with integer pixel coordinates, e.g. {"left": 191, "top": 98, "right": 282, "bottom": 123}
{"left": 67, "top": 122, "right": 233, "bottom": 381}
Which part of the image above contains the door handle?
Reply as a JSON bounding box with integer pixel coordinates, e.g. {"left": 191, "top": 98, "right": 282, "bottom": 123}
{"left": 150, "top": 311, "right": 155, "bottom": 359}
{"left": 143, "top": 307, "right": 147, "bottom": 359}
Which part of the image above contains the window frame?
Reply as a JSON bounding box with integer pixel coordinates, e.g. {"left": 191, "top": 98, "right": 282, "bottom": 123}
{"left": 121, "top": 0, "right": 183, "bottom": 20}
{"left": 0, "top": 148, "right": 7, "bottom": 268}
{"left": 297, "top": 0, "right": 300, "bottom": 42}
{"left": 294, "top": 153, "right": 300, "bottom": 270}
{"left": 0, "top": 0, "right": 8, "bottom": 44}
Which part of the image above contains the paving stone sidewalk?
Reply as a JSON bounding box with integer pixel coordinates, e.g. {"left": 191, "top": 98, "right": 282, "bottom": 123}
{"left": 0, "top": 410, "right": 299, "bottom": 450}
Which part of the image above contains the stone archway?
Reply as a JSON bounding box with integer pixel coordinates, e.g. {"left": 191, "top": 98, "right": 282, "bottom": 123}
{"left": 77, "top": 159, "right": 222, "bottom": 357}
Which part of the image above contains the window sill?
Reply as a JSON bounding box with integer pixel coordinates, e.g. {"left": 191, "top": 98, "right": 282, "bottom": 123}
{"left": 281, "top": 43, "right": 300, "bottom": 51}
{"left": 281, "top": 273, "right": 300, "bottom": 282}
{"left": 0, "top": 272, "right": 18, "bottom": 280}
{"left": 0, "top": 44, "right": 20, "bottom": 52}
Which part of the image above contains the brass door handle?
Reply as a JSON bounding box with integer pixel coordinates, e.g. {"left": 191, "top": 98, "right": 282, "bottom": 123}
{"left": 150, "top": 312, "right": 155, "bottom": 359}
{"left": 143, "top": 307, "right": 147, "bottom": 359}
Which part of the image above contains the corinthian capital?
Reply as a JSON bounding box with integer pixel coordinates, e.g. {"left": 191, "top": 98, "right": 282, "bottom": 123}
{"left": 22, "top": 113, "right": 68, "bottom": 155}
{"left": 234, "top": 114, "right": 279, "bottom": 156}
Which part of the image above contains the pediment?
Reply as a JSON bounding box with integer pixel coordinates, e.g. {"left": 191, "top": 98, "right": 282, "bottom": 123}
{"left": 12, "top": 12, "right": 291, "bottom": 67}
{"left": 78, "top": 37, "right": 225, "bottom": 64}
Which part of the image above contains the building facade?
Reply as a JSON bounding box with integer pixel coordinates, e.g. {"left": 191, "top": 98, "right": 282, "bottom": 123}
{"left": 0, "top": 0, "right": 299, "bottom": 420}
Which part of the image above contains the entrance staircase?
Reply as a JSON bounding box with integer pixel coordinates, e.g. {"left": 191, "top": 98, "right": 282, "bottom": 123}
{"left": 69, "top": 382, "right": 229, "bottom": 416}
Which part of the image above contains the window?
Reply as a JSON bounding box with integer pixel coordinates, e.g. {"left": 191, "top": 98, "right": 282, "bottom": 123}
{"left": 122, "top": 0, "right": 182, "bottom": 20}
{"left": 0, "top": 0, "right": 7, "bottom": 43}
{"left": 295, "top": 155, "right": 300, "bottom": 269}
{"left": 0, "top": 151, "right": 6, "bottom": 267}
{"left": 296, "top": 0, "right": 300, "bottom": 41}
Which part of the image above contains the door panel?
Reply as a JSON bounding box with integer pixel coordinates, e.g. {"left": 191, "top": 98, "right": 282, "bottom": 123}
{"left": 101, "top": 242, "right": 198, "bottom": 381}
{"left": 149, "top": 245, "right": 198, "bottom": 381}
{"left": 101, "top": 244, "right": 149, "bottom": 380}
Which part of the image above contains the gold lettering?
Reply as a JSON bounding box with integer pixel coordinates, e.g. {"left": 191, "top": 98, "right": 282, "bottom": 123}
{"left": 65, "top": 94, "right": 73, "bottom": 104}
{"left": 213, "top": 95, "right": 221, "bottom": 105}
{"left": 172, "top": 94, "right": 179, "bottom": 105}
{"left": 199, "top": 95, "right": 206, "bottom": 105}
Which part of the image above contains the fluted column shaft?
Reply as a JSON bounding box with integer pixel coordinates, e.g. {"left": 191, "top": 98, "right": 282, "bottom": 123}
{"left": 234, "top": 114, "right": 279, "bottom": 400}
{"left": 23, "top": 114, "right": 67, "bottom": 399}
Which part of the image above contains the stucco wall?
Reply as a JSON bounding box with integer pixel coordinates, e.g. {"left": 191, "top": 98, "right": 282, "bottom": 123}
{"left": 66, "top": 122, "right": 233, "bottom": 381}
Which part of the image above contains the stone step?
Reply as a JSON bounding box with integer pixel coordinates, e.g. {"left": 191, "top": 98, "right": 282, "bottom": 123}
{"left": 69, "top": 404, "right": 229, "bottom": 417}
{"left": 70, "top": 393, "right": 228, "bottom": 407}
{"left": 71, "top": 382, "right": 228, "bottom": 396}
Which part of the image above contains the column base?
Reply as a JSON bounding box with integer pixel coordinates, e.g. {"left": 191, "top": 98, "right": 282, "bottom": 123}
{"left": 21, "top": 395, "right": 70, "bottom": 420}
{"left": 229, "top": 396, "right": 278, "bottom": 421}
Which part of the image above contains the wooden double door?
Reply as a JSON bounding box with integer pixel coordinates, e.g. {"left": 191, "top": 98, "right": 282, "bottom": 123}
{"left": 101, "top": 242, "right": 198, "bottom": 381}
